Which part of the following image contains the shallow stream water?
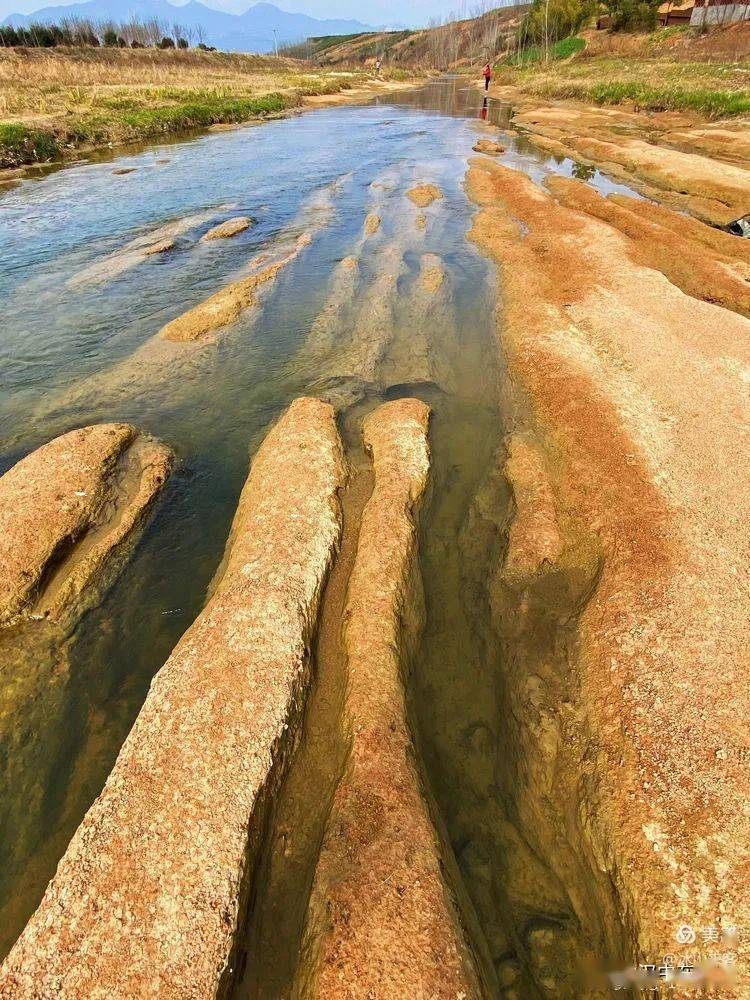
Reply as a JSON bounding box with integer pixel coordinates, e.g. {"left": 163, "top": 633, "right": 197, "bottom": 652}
{"left": 0, "top": 77, "right": 641, "bottom": 987}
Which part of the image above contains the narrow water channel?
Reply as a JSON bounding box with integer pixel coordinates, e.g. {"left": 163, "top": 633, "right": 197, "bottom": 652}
{"left": 0, "top": 77, "right": 640, "bottom": 989}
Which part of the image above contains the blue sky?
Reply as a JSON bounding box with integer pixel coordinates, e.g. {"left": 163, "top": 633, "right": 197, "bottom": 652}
{"left": 0, "top": 0, "right": 477, "bottom": 25}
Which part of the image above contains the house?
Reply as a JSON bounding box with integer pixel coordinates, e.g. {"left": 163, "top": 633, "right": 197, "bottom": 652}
{"left": 658, "top": 0, "right": 696, "bottom": 24}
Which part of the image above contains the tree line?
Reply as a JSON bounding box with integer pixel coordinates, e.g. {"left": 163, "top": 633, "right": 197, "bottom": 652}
{"left": 0, "top": 17, "right": 217, "bottom": 50}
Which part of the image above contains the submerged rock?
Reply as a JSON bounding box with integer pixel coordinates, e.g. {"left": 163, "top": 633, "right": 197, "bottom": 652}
{"left": 0, "top": 397, "right": 345, "bottom": 999}
{"left": 302, "top": 255, "right": 361, "bottom": 361}
{"left": 159, "top": 177, "right": 345, "bottom": 343}
{"left": 112, "top": 167, "right": 136, "bottom": 176}
{"left": 0, "top": 423, "right": 172, "bottom": 630}
{"left": 407, "top": 183, "right": 444, "bottom": 207}
{"left": 364, "top": 213, "right": 381, "bottom": 236}
{"left": 160, "top": 233, "right": 311, "bottom": 342}
{"left": 142, "top": 238, "right": 175, "bottom": 256}
{"left": 200, "top": 216, "right": 253, "bottom": 242}
{"left": 297, "top": 398, "right": 484, "bottom": 998}
{"left": 67, "top": 206, "right": 232, "bottom": 288}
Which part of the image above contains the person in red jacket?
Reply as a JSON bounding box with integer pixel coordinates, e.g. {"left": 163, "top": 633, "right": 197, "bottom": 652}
{"left": 483, "top": 61, "right": 492, "bottom": 92}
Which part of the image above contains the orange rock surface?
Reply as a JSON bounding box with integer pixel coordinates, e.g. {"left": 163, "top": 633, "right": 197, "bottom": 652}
{"left": 297, "top": 398, "right": 484, "bottom": 999}
{"left": 0, "top": 423, "right": 171, "bottom": 629}
{"left": 468, "top": 158, "right": 750, "bottom": 990}
{"left": 0, "top": 397, "right": 344, "bottom": 999}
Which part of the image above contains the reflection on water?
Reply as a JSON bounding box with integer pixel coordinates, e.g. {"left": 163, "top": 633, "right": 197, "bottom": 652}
{"left": 0, "top": 77, "right": 645, "bottom": 973}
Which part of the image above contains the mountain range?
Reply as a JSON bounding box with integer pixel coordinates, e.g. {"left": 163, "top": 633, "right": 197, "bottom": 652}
{"left": 2, "top": 0, "right": 377, "bottom": 52}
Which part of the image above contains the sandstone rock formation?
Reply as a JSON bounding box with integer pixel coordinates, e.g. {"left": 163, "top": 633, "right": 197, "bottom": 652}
{"left": 156, "top": 179, "right": 344, "bottom": 343}
{"left": 200, "top": 216, "right": 253, "bottom": 241}
{"left": 297, "top": 398, "right": 483, "bottom": 998}
{"left": 160, "top": 233, "right": 312, "bottom": 342}
{"left": 324, "top": 244, "right": 409, "bottom": 390}
{"left": 0, "top": 424, "right": 172, "bottom": 630}
{"left": 302, "top": 255, "right": 361, "bottom": 362}
{"left": 473, "top": 139, "right": 505, "bottom": 155}
{"left": 36, "top": 181, "right": 345, "bottom": 430}
{"left": 467, "top": 156, "right": 750, "bottom": 992}
{"left": 546, "top": 176, "right": 750, "bottom": 318}
{"left": 407, "top": 182, "right": 444, "bottom": 207}
{"left": 512, "top": 106, "right": 750, "bottom": 224}
{"left": 0, "top": 397, "right": 345, "bottom": 999}
{"left": 381, "top": 253, "right": 457, "bottom": 392}
{"left": 143, "top": 238, "right": 175, "bottom": 255}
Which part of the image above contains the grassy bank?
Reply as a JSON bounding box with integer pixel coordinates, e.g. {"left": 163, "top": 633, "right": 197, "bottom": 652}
{"left": 0, "top": 47, "right": 408, "bottom": 168}
{"left": 496, "top": 28, "right": 750, "bottom": 119}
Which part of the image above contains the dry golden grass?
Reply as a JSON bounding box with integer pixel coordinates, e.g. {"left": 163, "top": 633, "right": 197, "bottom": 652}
{"left": 0, "top": 47, "right": 397, "bottom": 167}
{"left": 0, "top": 47, "right": 357, "bottom": 120}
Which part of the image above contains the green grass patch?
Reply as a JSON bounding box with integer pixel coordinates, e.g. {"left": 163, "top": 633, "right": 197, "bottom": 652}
{"left": 115, "top": 93, "right": 291, "bottom": 137}
{"left": 648, "top": 25, "right": 689, "bottom": 46}
{"left": 531, "top": 77, "right": 750, "bottom": 117}
{"left": 0, "top": 122, "right": 59, "bottom": 168}
{"left": 508, "top": 36, "right": 586, "bottom": 65}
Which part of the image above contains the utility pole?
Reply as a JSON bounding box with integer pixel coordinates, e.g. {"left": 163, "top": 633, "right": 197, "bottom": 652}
{"left": 272, "top": 27, "right": 278, "bottom": 57}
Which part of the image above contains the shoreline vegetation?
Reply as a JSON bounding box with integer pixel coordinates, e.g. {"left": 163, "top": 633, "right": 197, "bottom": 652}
{"left": 0, "top": 47, "right": 416, "bottom": 170}
{"left": 493, "top": 41, "right": 750, "bottom": 118}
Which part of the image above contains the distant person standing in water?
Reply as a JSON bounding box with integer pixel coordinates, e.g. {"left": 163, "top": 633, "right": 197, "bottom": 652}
{"left": 483, "top": 61, "right": 492, "bottom": 92}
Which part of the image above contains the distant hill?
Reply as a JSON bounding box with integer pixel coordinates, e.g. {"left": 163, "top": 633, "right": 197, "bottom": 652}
{"left": 2, "top": 0, "right": 376, "bottom": 52}
{"left": 282, "top": 4, "right": 531, "bottom": 67}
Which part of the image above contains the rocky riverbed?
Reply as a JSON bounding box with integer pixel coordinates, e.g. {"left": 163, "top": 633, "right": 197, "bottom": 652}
{"left": 0, "top": 76, "right": 747, "bottom": 998}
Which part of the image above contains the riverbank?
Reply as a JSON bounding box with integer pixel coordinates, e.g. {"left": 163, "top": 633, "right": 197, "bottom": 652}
{"left": 0, "top": 47, "right": 419, "bottom": 171}
{"left": 493, "top": 23, "right": 750, "bottom": 118}
{"left": 482, "top": 58, "right": 750, "bottom": 225}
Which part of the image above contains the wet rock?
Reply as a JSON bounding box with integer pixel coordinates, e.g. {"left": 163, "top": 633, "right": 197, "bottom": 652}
{"left": 381, "top": 253, "right": 456, "bottom": 392}
{"left": 41, "top": 183, "right": 345, "bottom": 429}
{"left": 112, "top": 167, "right": 136, "bottom": 176}
{"left": 407, "top": 182, "right": 444, "bottom": 207}
{"left": 364, "top": 212, "right": 381, "bottom": 236}
{"left": 67, "top": 206, "right": 233, "bottom": 287}
{"left": 421, "top": 255, "right": 445, "bottom": 292}
{"left": 502, "top": 436, "right": 564, "bottom": 584}
{"left": 142, "top": 238, "right": 175, "bottom": 256}
{"left": 0, "top": 424, "right": 172, "bottom": 630}
{"left": 161, "top": 233, "right": 311, "bottom": 342}
{"left": 325, "top": 244, "right": 408, "bottom": 385}
{"left": 297, "top": 398, "right": 483, "bottom": 998}
{"left": 473, "top": 139, "right": 505, "bottom": 155}
{"left": 302, "top": 255, "right": 361, "bottom": 360}
{"left": 0, "top": 397, "right": 345, "bottom": 999}
{"left": 415, "top": 212, "right": 427, "bottom": 230}
{"left": 200, "top": 216, "right": 253, "bottom": 242}
{"left": 160, "top": 178, "right": 345, "bottom": 342}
